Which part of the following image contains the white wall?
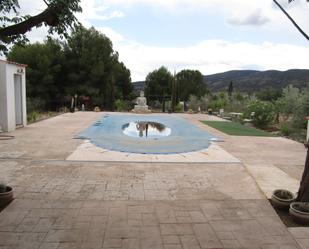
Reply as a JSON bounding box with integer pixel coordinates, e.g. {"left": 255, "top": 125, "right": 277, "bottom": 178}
{"left": 0, "top": 62, "right": 8, "bottom": 132}
{"left": 0, "top": 61, "right": 27, "bottom": 132}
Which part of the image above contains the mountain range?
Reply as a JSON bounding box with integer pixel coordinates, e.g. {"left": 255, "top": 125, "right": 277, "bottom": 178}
{"left": 133, "top": 69, "right": 309, "bottom": 93}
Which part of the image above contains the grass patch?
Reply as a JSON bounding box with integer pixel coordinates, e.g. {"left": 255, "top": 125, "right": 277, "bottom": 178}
{"left": 201, "top": 121, "right": 275, "bottom": 137}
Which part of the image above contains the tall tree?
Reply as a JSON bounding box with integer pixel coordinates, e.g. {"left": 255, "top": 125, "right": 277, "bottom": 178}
{"left": 228, "top": 81, "right": 234, "bottom": 98}
{"left": 7, "top": 38, "right": 65, "bottom": 110}
{"left": 176, "top": 69, "right": 207, "bottom": 102}
{"left": 145, "top": 66, "right": 173, "bottom": 102}
{"left": 0, "top": 0, "right": 82, "bottom": 53}
{"left": 7, "top": 26, "right": 132, "bottom": 111}
{"left": 63, "top": 25, "right": 132, "bottom": 110}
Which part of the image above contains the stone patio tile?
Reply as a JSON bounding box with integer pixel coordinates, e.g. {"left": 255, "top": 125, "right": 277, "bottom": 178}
{"left": 193, "top": 224, "right": 222, "bottom": 249}
{"left": 0, "top": 211, "right": 29, "bottom": 232}
{"left": 289, "top": 227, "right": 309, "bottom": 239}
{"left": 0, "top": 232, "right": 20, "bottom": 246}
{"left": 27, "top": 209, "right": 66, "bottom": 219}
{"left": 199, "top": 202, "right": 223, "bottom": 221}
{"left": 84, "top": 228, "right": 104, "bottom": 243}
{"left": 160, "top": 224, "right": 194, "bottom": 236}
{"left": 103, "top": 238, "right": 122, "bottom": 248}
{"left": 256, "top": 216, "right": 289, "bottom": 236}
{"left": 180, "top": 235, "right": 201, "bottom": 249}
{"left": 44, "top": 230, "right": 84, "bottom": 243}
{"left": 38, "top": 243, "right": 60, "bottom": 249}
{"left": 220, "top": 239, "right": 241, "bottom": 248}
{"left": 57, "top": 242, "right": 82, "bottom": 249}
{"left": 33, "top": 218, "right": 55, "bottom": 232}
{"left": 162, "top": 235, "right": 180, "bottom": 245}
{"left": 16, "top": 217, "right": 40, "bottom": 232}
{"left": 15, "top": 241, "right": 41, "bottom": 249}
{"left": 209, "top": 220, "right": 242, "bottom": 232}
{"left": 18, "top": 232, "right": 46, "bottom": 243}
{"left": 80, "top": 242, "right": 103, "bottom": 249}
{"left": 156, "top": 205, "right": 177, "bottom": 224}
{"left": 296, "top": 239, "right": 309, "bottom": 249}
{"left": 163, "top": 245, "right": 183, "bottom": 249}
{"left": 142, "top": 213, "right": 158, "bottom": 226}
{"left": 216, "top": 231, "right": 235, "bottom": 240}
{"left": 127, "top": 205, "right": 154, "bottom": 214}
{"left": 122, "top": 238, "right": 140, "bottom": 249}
{"left": 239, "top": 200, "right": 275, "bottom": 218}
{"left": 105, "top": 226, "right": 140, "bottom": 239}
{"left": 79, "top": 207, "right": 109, "bottom": 217}
{"left": 261, "top": 245, "right": 301, "bottom": 249}
{"left": 107, "top": 207, "right": 127, "bottom": 227}
{"left": 188, "top": 211, "right": 206, "bottom": 223}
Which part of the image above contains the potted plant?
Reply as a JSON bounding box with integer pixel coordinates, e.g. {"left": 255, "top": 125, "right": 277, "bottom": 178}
{"left": 289, "top": 202, "right": 309, "bottom": 225}
{"left": 271, "top": 189, "right": 296, "bottom": 210}
{"left": 0, "top": 183, "right": 13, "bottom": 209}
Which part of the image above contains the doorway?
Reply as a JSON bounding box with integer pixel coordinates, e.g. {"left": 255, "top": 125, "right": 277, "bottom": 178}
{"left": 14, "top": 74, "right": 23, "bottom": 126}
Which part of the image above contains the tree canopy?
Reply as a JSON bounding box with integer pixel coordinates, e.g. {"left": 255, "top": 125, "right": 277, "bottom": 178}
{"left": 176, "top": 69, "right": 208, "bottom": 102}
{"left": 0, "top": 0, "right": 82, "bottom": 53}
{"left": 7, "top": 25, "right": 132, "bottom": 111}
{"left": 144, "top": 66, "right": 173, "bottom": 102}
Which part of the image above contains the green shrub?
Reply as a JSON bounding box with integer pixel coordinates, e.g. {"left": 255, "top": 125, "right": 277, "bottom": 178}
{"left": 174, "top": 103, "right": 184, "bottom": 113}
{"left": 27, "top": 111, "right": 40, "bottom": 123}
{"left": 280, "top": 122, "right": 293, "bottom": 136}
{"left": 27, "top": 98, "right": 45, "bottom": 113}
{"left": 115, "top": 99, "right": 128, "bottom": 112}
{"left": 246, "top": 100, "right": 275, "bottom": 128}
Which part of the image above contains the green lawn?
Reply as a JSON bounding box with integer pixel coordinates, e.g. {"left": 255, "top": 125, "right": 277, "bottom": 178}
{"left": 201, "top": 121, "right": 275, "bottom": 137}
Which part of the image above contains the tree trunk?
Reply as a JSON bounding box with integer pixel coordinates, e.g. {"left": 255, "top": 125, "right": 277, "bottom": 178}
{"left": 296, "top": 140, "right": 309, "bottom": 202}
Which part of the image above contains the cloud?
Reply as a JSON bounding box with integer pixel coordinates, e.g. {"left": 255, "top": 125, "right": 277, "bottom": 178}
{"left": 102, "top": 28, "right": 309, "bottom": 81}
{"left": 77, "top": 0, "right": 125, "bottom": 26}
{"left": 97, "top": 27, "right": 125, "bottom": 42}
{"left": 227, "top": 9, "right": 270, "bottom": 26}
{"left": 5, "top": 0, "right": 309, "bottom": 82}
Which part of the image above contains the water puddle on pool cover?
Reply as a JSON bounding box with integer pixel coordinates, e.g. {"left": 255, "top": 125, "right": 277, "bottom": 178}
{"left": 122, "top": 121, "right": 171, "bottom": 139}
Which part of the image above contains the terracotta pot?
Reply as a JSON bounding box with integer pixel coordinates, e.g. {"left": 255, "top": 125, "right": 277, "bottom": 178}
{"left": 0, "top": 186, "right": 13, "bottom": 208}
{"left": 289, "top": 202, "right": 309, "bottom": 225}
{"left": 271, "top": 189, "right": 295, "bottom": 210}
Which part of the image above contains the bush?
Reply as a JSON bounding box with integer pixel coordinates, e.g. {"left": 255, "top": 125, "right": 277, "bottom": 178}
{"left": 174, "top": 103, "right": 184, "bottom": 113}
{"left": 188, "top": 95, "right": 200, "bottom": 112}
{"left": 27, "top": 111, "right": 40, "bottom": 123}
{"left": 280, "top": 122, "right": 293, "bottom": 136}
{"left": 115, "top": 99, "right": 129, "bottom": 112}
{"left": 27, "top": 98, "right": 45, "bottom": 113}
{"left": 246, "top": 100, "right": 275, "bottom": 128}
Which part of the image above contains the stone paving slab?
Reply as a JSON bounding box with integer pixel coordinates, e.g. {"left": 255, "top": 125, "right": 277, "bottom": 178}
{"left": 0, "top": 199, "right": 301, "bottom": 249}
{"left": 244, "top": 164, "right": 300, "bottom": 198}
{"left": 67, "top": 140, "right": 240, "bottom": 163}
{"left": 0, "top": 160, "right": 264, "bottom": 201}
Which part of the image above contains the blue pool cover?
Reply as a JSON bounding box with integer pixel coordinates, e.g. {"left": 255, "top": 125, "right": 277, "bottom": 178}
{"left": 76, "top": 114, "right": 218, "bottom": 154}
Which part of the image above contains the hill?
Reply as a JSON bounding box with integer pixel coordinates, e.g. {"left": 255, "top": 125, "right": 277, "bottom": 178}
{"left": 132, "top": 69, "right": 309, "bottom": 93}
{"left": 204, "top": 69, "right": 309, "bottom": 92}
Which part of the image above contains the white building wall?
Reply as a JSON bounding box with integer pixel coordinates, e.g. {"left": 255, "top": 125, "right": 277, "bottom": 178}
{"left": 0, "top": 61, "right": 27, "bottom": 132}
{"left": 0, "top": 62, "right": 8, "bottom": 132}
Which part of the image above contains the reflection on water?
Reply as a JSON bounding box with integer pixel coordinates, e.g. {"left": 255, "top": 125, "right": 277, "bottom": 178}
{"left": 122, "top": 121, "right": 171, "bottom": 138}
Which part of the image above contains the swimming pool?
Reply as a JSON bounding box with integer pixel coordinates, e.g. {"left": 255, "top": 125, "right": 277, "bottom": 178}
{"left": 76, "top": 114, "right": 218, "bottom": 154}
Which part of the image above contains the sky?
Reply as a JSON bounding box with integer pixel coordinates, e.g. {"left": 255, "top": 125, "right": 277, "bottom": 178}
{"left": 10, "top": 0, "right": 309, "bottom": 81}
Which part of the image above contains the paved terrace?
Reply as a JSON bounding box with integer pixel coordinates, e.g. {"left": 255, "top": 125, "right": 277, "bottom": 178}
{"left": 0, "top": 112, "right": 308, "bottom": 249}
